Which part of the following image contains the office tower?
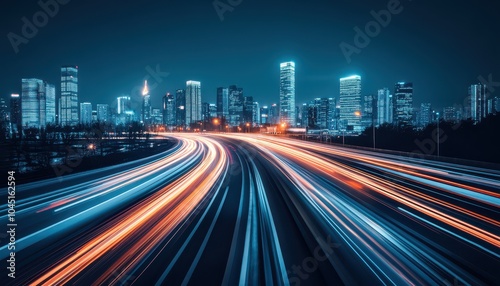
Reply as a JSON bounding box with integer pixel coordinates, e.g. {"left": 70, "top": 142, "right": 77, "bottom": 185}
{"left": 45, "top": 83, "right": 56, "bottom": 124}
{"left": 260, "top": 106, "right": 269, "bottom": 125}
{"left": 339, "top": 75, "right": 362, "bottom": 132}
{"left": 97, "top": 104, "right": 109, "bottom": 122}
{"left": 228, "top": 85, "right": 244, "bottom": 126}
{"left": 216, "top": 87, "right": 229, "bottom": 119}
{"left": 142, "top": 80, "right": 152, "bottom": 124}
{"left": 243, "top": 96, "right": 254, "bottom": 126}
{"left": 468, "top": 83, "right": 486, "bottom": 122}
{"left": 209, "top": 103, "right": 217, "bottom": 119}
{"left": 377, "top": 88, "right": 392, "bottom": 126}
{"left": 305, "top": 101, "right": 319, "bottom": 129}
{"left": 176, "top": 89, "right": 186, "bottom": 127}
{"left": 117, "top": 96, "right": 131, "bottom": 114}
{"left": 151, "top": 108, "right": 162, "bottom": 124}
{"left": 60, "top": 65, "right": 79, "bottom": 126}
{"left": 269, "top": 103, "right": 279, "bottom": 125}
{"left": 394, "top": 82, "right": 413, "bottom": 129}
{"left": 162, "top": 93, "right": 175, "bottom": 126}
{"left": 92, "top": 110, "right": 97, "bottom": 123}
{"left": 202, "top": 102, "right": 210, "bottom": 122}
{"left": 10, "top": 94, "right": 21, "bottom": 132}
{"left": 494, "top": 97, "right": 500, "bottom": 114}
{"left": 252, "top": 102, "right": 260, "bottom": 127}
{"left": 0, "top": 97, "right": 8, "bottom": 122}
{"left": 419, "top": 103, "right": 432, "bottom": 127}
{"left": 22, "top": 78, "right": 51, "bottom": 129}
{"left": 80, "top": 102, "right": 92, "bottom": 125}
{"left": 186, "top": 81, "right": 201, "bottom": 126}
{"left": 279, "top": 61, "right": 296, "bottom": 126}
{"left": 443, "top": 106, "right": 458, "bottom": 123}
{"left": 300, "top": 103, "right": 308, "bottom": 127}
{"left": 362, "top": 95, "right": 375, "bottom": 130}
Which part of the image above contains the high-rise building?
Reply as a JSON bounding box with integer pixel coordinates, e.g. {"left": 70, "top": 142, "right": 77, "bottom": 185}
{"left": 117, "top": 96, "right": 131, "bottom": 114}
{"left": 10, "top": 94, "right": 21, "bottom": 132}
{"left": 468, "top": 84, "right": 486, "bottom": 122}
{"left": 176, "top": 89, "right": 186, "bottom": 127}
{"left": 362, "top": 95, "right": 375, "bottom": 130}
{"left": 443, "top": 106, "right": 458, "bottom": 123}
{"left": 228, "top": 85, "right": 244, "bottom": 126}
{"left": 494, "top": 97, "right": 500, "bottom": 114}
{"left": 419, "top": 103, "right": 432, "bottom": 128}
{"left": 0, "top": 97, "right": 8, "bottom": 122}
{"left": 97, "top": 104, "right": 109, "bottom": 122}
{"left": 80, "top": 102, "right": 92, "bottom": 125}
{"left": 339, "top": 75, "right": 362, "bottom": 132}
{"left": 279, "top": 61, "right": 296, "bottom": 126}
{"left": 394, "top": 82, "right": 413, "bottom": 129}
{"left": 243, "top": 96, "right": 254, "bottom": 126}
{"left": 260, "top": 106, "right": 269, "bottom": 125}
{"left": 186, "top": 81, "right": 201, "bottom": 126}
{"left": 60, "top": 65, "right": 79, "bottom": 126}
{"left": 92, "top": 110, "right": 97, "bottom": 123}
{"left": 252, "top": 102, "right": 260, "bottom": 127}
{"left": 21, "top": 78, "right": 56, "bottom": 129}
{"left": 377, "top": 88, "right": 392, "bottom": 126}
{"left": 142, "top": 80, "right": 152, "bottom": 125}
{"left": 151, "top": 108, "right": 162, "bottom": 124}
{"left": 162, "top": 93, "right": 175, "bottom": 126}
{"left": 216, "top": 87, "right": 229, "bottom": 119}
{"left": 269, "top": 103, "right": 279, "bottom": 125}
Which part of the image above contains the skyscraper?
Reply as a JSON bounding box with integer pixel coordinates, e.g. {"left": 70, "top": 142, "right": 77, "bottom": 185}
{"left": 80, "top": 102, "right": 92, "bottom": 125}
{"left": 228, "top": 85, "right": 244, "bottom": 126}
{"left": 216, "top": 87, "right": 229, "bottom": 119}
{"left": 45, "top": 83, "right": 56, "bottom": 124}
{"left": 10, "top": 94, "right": 21, "bottom": 132}
{"left": 60, "top": 65, "right": 79, "bottom": 126}
{"left": 97, "top": 104, "right": 109, "bottom": 122}
{"left": 419, "top": 103, "right": 432, "bottom": 127}
{"left": 394, "top": 82, "right": 413, "bottom": 129}
{"left": 186, "top": 81, "right": 201, "bottom": 126}
{"left": 176, "top": 89, "right": 186, "bottom": 128}
{"left": 468, "top": 83, "right": 486, "bottom": 122}
{"left": 21, "top": 78, "right": 54, "bottom": 129}
{"left": 243, "top": 96, "right": 254, "bottom": 126}
{"left": 377, "top": 88, "right": 392, "bottom": 126}
{"left": 339, "top": 75, "right": 362, "bottom": 132}
{"left": 260, "top": 106, "right": 269, "bottom": 125}
{"left": 117, "top": 96, "right": 131, "bottom": 115}
{"left": 162, "top": 93, "right": 175, "bottom": 126}
{"left": 362, "top": 95, "right": 375, "bottom": 130}
{"left": 252, "top": 102, "right": 260, "bottom": 127}
{"left": 142, "top": 80, "right": 152, "bottom": 125}
{"left": 279, "top": 61, "right": 296, "bottom": 126}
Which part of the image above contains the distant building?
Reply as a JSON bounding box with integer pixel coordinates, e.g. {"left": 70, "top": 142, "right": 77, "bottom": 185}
{"left": 260, "top": 106, "right": 269, "bottom": 125}
{"left": 252, "top": 102, "right": 260, "bottom": 127}
{"left": 60, "top": 65, "right": 79, "bottom": 126}
{"left": 362, "top": 95, "right": 375, "bottom": 130}
{"left": 377, "top": 88, "right": 392, "bottom": 126}
{"left": 186, "top": 81, "right": 201, "bottom": 126}
{"left": 443, "top": 106, "right": 458, "bottom": 123}
{"left": 162, "top": 93, "right": 175, "bottom": 126}
{"left": 419, "top": 103, "right": 432, "bottom": 127}
{"left": 142, "top": 80, "right": 152, "bottom": 125}
{"left": 176, "top": 89, "right": 186, "bottom": 128}
{"left": 269, "top": 103, "right": 279, "bottom": 125}
{"left": 394, "top": 82, "right": 413, "bottom": 129}
{"left": 468, "top": 83, "right": 486, "bottom": 122}
{"left": 279, "top": 61, "right": 296, "bottom": 126}
{"left": 228, "top": 85, "right": 244, "bottom": 126}
{"left": 117, "top": 96, "right": 131, "bottom": 115}
{"left": 80, "top": 102, "right": 92, "bottom": 125}
{"left": 339, "top": 75, "right": 362, "bottom": 132}
{"left": 10, "top": 94, "right": 21, "bottom": 132}
{"left": 97, "top": 104, "right": 109, "bottom": 123}
{"left": 216, "top": 87, "right": 229, "bottom": 119}
{"left": 21, "top": 78, "right": 55, "bottom": 129}
{"left": 243, "top": 96, "right": 254, "bottom": 126}
{"left": 151, "top": 108, "right": 162, "bottom": 124}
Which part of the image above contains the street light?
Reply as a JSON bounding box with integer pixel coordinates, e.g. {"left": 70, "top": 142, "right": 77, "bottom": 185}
{"left": 213, "top": 118, "right": 219, "bottom": 132}
{"left": 436, "top": 112, "right": 440, "bottom": 157}
{"left": 246, "top": 122, "right": 250, "bottom": 133}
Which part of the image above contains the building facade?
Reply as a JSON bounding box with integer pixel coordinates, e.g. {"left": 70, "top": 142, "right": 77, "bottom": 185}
{"left": 279, "top": 62, "right": 296, "bottom": 126}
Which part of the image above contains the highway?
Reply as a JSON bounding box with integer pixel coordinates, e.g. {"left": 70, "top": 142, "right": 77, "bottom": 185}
{"left": 2, "top": 133, "right": 500, "bottom": 285}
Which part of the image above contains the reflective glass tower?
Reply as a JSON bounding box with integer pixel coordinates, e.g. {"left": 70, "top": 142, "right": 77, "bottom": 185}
{"left": 339, "top": 75, "right": 362, "bottom": 132}
{"left": 60, "top": 66, "right": 79, "bottom": 126}
{"left": 279, "top": 62, "right": 296, "bottom": 126}
{"left": 186, "top": 81, "right": 201, "bottom": 126}
{"left": 394, "top": 82, "right": 413, "bottom": 129}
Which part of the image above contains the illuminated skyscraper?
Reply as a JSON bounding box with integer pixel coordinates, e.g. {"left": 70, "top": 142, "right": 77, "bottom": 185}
{"left": 280, "top": 61, "right": 296, "bottom": 126}
{"left": 22, "top": 78, "right": 55, "bottom": 129}
{"left": 60, "top": 65, "right": 79, "bottom": 126}
{"left": 162, "top": 93, "right": 175, "bottom": 126}
{"left": 228, "top": 85, "right": 243, "bottom": 126}
{"left": 339, "top": 75, "right": 362, "bottom": 132}
{"left": 80, "top": 102, "right": 92, "bottom": 125}
{"left": 468, "top": 83, "right": 486, "bottom": 122}
{"left": 176, "top": 89, "right": 186, "bottom": 127}
{"left": 260, "top": 106, "right": 269, "bottom": 125}
{"left": 97, "top": 104, "right": 109, "bottom": 122}
{"left": 142, "top": 80, "right": 152, "bottom": 124}
{"left": 186, "top": 81, "right": 201, "bottom": 126}
{"left": 216, "top": 87, "right": 229, "bottom": 119}
{"left": 394, "top": 82, "right": 413, "bottom": 129}
{"left": 117, "top": 96, "right": 131, "bottom": 114}
{"left": 377, "top": 88, "right": 392, "bottom": 126}
{"left": 10, "top": 94, "right": 21, "bottom": 132}
{"left": 419, "top": 103, "right": 432, "bottom": 127}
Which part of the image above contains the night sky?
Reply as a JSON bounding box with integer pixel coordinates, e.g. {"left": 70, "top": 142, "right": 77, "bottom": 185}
{"left": 1, "top": 0, "right": 498, "bottom": 110}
